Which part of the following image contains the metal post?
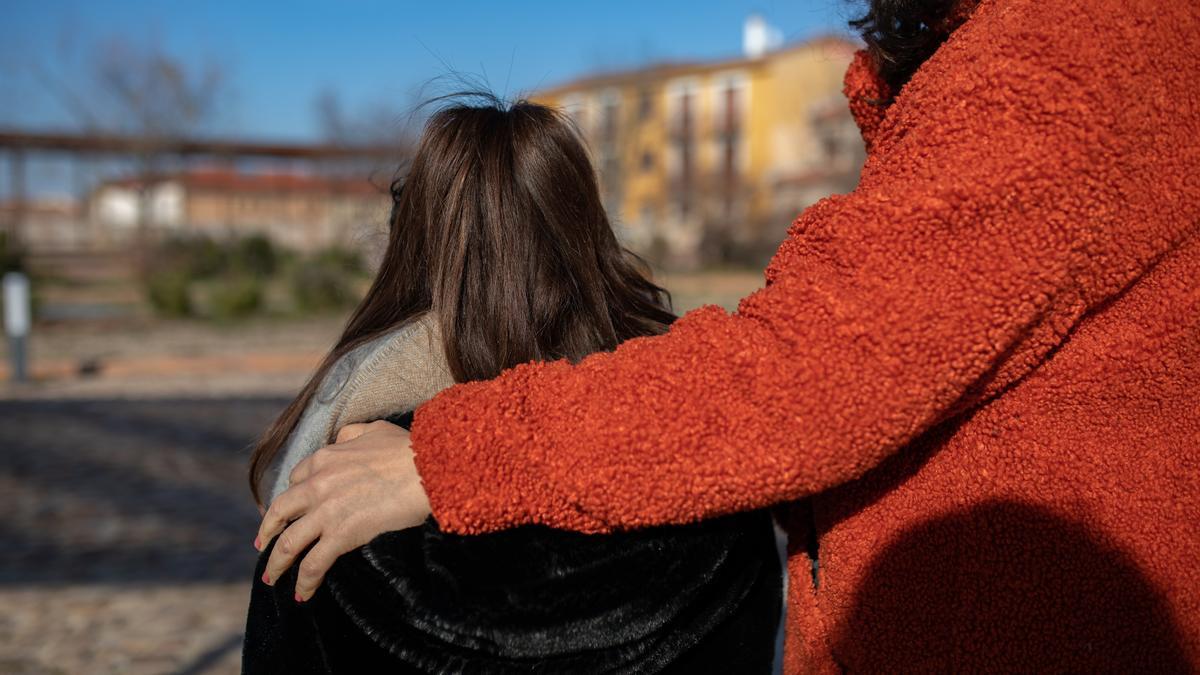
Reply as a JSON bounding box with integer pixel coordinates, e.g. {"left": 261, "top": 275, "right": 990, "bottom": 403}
{"left": 9, "top": 149, "right": 26, "bottom": 248}
{"left": 4, "top": 271, "right": 31, "bottom": 383}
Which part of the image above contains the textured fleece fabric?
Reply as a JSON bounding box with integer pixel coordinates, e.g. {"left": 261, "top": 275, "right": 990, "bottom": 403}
{"left": 410, "top": 0, "right": 1200, "bottom": 671}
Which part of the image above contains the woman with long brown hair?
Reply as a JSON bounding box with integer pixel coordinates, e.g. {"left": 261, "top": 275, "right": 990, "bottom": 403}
{"left": 242, "top": 96, "right": 782, "bottom": 673}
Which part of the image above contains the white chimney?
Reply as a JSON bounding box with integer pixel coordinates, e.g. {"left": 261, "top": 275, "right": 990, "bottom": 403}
{"left": 743, "top": 14, "right": 783, "bottom": 59}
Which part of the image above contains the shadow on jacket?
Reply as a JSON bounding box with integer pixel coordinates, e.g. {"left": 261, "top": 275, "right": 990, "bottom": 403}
{"left": 830, "top": 500, "right": 1191, "bottom": 673}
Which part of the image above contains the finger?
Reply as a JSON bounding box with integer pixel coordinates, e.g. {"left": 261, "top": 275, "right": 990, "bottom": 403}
{"left": 287, "top": 450, "right": 318, "bottom": 487}
{"left": 289, "top": 439, "right": 355, "bottom": 485}
{"left": 335, "top": 419, "right": 403, "bottom": 445}
{"left": 263, "top": 513, "right": 322, "bottom": 587}
{"left": 293, "top": 538, "right": 347, "bottom": 602}
{"left": 288, "top": 443, "right": 354, "bottom": 488}
{"left": 335, "top": 422, "right": 372, "bottom": 444}
{"left": 256, "top": 483, "right": 312, "bottom": 553}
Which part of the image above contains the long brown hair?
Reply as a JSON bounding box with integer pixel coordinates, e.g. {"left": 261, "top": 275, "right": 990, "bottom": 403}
{"left": 249, "top": 94, "right": 675, "bottom": 503}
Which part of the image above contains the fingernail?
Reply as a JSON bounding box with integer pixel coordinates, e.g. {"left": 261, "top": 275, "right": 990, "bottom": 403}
{"left": 294, "top": 593, "right": 304, "bottom": 603}
{"left": 253, "top": 536, "right": 261, "bottom": 550}
{"left": 261, "top": 572, "right": 270, "bottom": 585}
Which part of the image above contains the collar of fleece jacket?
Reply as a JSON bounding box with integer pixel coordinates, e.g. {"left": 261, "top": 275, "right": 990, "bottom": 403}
{"left": 843, "top": 50, "right": 893, "bottom": 154}
{"left": 844, "top": 0, "right": 982, "bottom": 153}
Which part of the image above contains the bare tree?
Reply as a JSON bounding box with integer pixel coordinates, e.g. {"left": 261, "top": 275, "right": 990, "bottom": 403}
{"left": 31, "top": 32, "right": 229, "bottom": 265}
{"left": 94, "top": 39, "right": 226, "bottom": 265}
{"left": 94, "top": 38, "right": 225, "bottom": 140}
{"left": 312, "top": 88, "right": 416, "bottom": 179}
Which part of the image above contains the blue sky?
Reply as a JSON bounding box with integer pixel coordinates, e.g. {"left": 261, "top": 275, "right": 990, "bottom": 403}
{"left": 1, "top": 0, "right": 857, "bottom": 141}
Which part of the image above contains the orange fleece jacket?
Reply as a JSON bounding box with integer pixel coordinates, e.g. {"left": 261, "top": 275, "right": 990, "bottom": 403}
{"left": 412, "top": 0, "right": 1200, "bottom": 670}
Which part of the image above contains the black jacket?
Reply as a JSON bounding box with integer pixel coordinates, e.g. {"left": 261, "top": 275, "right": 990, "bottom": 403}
{"left": 243, "top": 415, "right": 781, "bottom": 674}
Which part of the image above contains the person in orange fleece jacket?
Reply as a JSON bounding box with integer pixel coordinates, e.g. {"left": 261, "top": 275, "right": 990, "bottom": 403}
{"left": 258, "top": 0, "right": 1199, "bottom": 670}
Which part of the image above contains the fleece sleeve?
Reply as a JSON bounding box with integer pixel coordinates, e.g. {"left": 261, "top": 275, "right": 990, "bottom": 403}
{"left": 410, "top": 0, "right": 1200, "bottom": 534}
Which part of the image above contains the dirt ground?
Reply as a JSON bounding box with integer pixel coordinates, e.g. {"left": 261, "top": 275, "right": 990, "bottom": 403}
{"left": 1, "top": 396, "right": 285, "bottom": 674}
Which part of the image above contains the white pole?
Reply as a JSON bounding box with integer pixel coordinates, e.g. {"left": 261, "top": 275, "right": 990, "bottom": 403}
{"left": 4, "top": 271, "right": 31, "bottom": 382}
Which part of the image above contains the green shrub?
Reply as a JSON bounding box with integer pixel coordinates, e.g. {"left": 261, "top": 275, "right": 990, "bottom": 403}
{"left": 231, "top": 234, "right": 278, "bottom": 278}
{"left": 290, "top": 262, "right": 356, "bottom": 312}
{"left": 313, "top": 246, "right": 364, "bottom": 275}
{"left": 156, "top": 235, "right": 225, "bottom": 279}
{"left": 288, "top": 245, "right": 369, "bottom": 313}
{"left": 155, "top": 233, "right": 278, "bottom": 280}
{"left": 144, "top": 234, "right": 275, "bottom": 318}
{"left": 142, "top": 235, "right": 365, "bottom": 318}
{"left": 208, "top": 275, "right": 263, "bottom": 319}
{"left": 145, "top": 270, "right": 192, "bottom": 317}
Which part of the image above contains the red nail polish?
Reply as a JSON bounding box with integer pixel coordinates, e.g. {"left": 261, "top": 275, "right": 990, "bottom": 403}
{"left": 254, "top": 536, "right": 261, "bottom": 550}
{"left": 261, "top": 572, "right": 270, "bottom": 585}
{"left": 294, "top": 593, "right": 304, "bottom": 603}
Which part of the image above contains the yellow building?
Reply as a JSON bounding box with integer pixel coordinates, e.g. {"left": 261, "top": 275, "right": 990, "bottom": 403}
{"left": 536, "top": 24, "right": 862, "bottom": 267}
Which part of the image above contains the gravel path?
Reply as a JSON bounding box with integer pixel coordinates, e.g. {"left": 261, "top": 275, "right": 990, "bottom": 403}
{"left": 1, "top": 396, "right": 287, "bottom": 674}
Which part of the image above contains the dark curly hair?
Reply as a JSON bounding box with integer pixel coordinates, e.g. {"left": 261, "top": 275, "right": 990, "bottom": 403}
{"left": 851, "top": 0, "right": 963, "bottom": 91}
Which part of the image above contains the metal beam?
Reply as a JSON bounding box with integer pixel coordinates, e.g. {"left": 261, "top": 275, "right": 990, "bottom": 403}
{"left": 0, "top": 129, "right": 405, "bottom": 161}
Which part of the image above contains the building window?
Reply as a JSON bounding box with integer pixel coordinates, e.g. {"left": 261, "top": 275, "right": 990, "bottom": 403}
{"left": 638, "top": 88, "right": 654, "bottom": 121}
{"left": 599, "top": 89, "right": 620, "bottom": 142}
{"left": 561, "top": 93, "right": 588, "bottom": 133}
{"left": 666, "top": 78, "right": 699, "bottom": 219}
{"left": 713, "top": 72, "right": 748, "bottom": 216}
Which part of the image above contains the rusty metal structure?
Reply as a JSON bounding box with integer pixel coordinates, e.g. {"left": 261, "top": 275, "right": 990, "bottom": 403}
{"left": 0, "top": 129, "right": 407, "bottom": 251}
